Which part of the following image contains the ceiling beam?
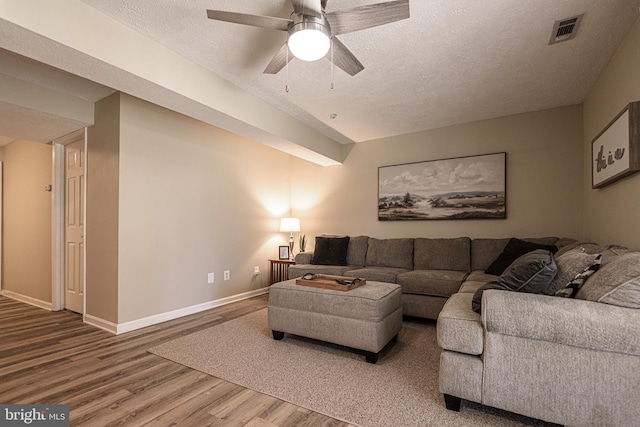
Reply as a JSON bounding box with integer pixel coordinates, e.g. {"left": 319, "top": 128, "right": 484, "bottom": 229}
{"left": 0, "top": 0, "right": 344, "bottom": 166}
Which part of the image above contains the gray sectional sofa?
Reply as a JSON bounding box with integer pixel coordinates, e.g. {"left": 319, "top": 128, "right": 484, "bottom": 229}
{"left": 287, "top": 235, "right": 640, "bottom": 425}
{"left": 288, "top": 235, "right": 568, "bottom": 320}
{"left": 437, "top": 241, "right": 640, "bottom": 426}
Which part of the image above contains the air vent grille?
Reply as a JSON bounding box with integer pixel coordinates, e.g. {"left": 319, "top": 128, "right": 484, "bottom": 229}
{"left": 549, "top": 14, "right": 584, "bottom": 45}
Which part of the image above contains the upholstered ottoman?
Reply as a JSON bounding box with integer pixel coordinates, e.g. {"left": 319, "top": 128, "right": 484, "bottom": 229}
{"left": 268, "top": 279, "right": 403, "bottom": 363}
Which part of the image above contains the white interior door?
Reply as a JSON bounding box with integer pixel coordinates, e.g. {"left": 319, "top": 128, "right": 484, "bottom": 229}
{"left": 64, "top": 139, "right": 84, "bottom": 313}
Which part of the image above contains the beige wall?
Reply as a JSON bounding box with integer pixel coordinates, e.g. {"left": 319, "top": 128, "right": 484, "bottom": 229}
{"left": 291, "top": 105, "right": 584, "bottom": 247}
{"left": 88, "top": 93, "right": 292, "bottom": 325}
{"left": 2, "top": 140, "right": 52, "bottom": 302}
{"left": 86, "top": 93, "right": 121, "bottom": 323}
{"left": 583, "top": 20, "right": 640, "bottom": 249}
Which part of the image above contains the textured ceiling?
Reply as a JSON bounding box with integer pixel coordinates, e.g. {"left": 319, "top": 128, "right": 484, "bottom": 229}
{"left": 77, "top": 0, "right": 640, "bottom": 143}
{"left": 1, "top": 0, "right": 639, "bottom": 152}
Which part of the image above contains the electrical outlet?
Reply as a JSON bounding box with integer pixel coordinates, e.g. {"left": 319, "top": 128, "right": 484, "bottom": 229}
{"left": 208, "top": 272, "right": 214, "bottom": 284}
{"left": 224, "top": 270, "right": 230, "bottom": 281}
{"left": 254, "top": 266, "right": 260, "bottom": 275}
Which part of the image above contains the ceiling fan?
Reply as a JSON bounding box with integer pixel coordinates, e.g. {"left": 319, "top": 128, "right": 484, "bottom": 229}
{"left": 206, "top": 0, "right": 410, "bottom": 76}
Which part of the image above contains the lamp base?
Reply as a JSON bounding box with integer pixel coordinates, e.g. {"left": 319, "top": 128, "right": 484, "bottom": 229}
{"left": 289, "top": 234, "right": 295, "bottom": 260}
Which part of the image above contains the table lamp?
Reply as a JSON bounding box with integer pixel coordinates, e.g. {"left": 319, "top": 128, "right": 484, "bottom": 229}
{"left": 280, "top": 217, "right": 300, "bottom": 260}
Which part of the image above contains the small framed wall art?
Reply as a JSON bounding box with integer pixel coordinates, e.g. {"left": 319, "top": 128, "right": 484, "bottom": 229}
{"left": 592, "top": 101, "right": 640, "bottom": 189}
{"left": 278, "top": 245, "right": 290, "bottom": 260}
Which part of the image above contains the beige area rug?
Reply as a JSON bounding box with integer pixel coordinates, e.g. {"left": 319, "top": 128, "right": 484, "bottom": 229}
{"left": 148, "top": 309, "right": 552, "bottom": 427}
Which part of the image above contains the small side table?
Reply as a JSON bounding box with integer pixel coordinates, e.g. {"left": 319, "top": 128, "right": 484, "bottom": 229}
{"left": 269, "top": 259, "right": 295, "bottom": 285}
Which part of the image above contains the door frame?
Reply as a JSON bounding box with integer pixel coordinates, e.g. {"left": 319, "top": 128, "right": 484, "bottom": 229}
{"left": 0, "top": 161, "right": 3, "bottom": 293}
{"left": 52, "top": 129, "right": 87, "bottom": 312}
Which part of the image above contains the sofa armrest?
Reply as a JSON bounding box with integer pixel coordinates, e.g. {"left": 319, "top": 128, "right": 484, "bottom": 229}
{"left": 482, "top": 290, "right": 640, "bottom": 356}
{"left": 294, "top": 252, "right": 313, "bottom": 264}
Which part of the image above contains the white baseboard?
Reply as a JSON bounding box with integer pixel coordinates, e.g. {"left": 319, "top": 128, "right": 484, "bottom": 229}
{"left": 84, "top": 314, "right": 118, "bottom": 334}
{"left": 1, "top": 290, "right": 53, "bottom": 311}
{"left": 86, "top": 287, "right": 270, "bottom": 335}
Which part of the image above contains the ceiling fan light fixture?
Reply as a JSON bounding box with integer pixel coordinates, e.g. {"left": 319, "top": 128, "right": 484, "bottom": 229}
{"left": 287, "top": 19, "right": 331, "bottom": 62}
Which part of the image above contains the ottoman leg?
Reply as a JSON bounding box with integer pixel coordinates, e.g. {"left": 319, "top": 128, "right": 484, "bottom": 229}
{"left": 272, "top": 330, "right": 284, "bottom": 340}
{"left": 365, "top": 351, "right": 379, "bottom": 364}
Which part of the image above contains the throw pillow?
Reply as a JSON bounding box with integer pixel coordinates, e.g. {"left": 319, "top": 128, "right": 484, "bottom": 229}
{"left": 311, "top": 236, "right": 350, "bottom": 266}
{"left": 485, "top": 238, "right": 558, "bottom": 276}
{"left": 472, "top": 249, "right": 557, "bottom": 313}
{"left": 499, "top": 249, "right": 557, "bottom": 293}
{"left": 555, "top": 255, "right": 602, "bottom": 298}
{"left": 545, "top": 249, "right": 601, "bottom": 295}
{"left": 575, "top": 252, "right": 640, "bottom": 308}
{"left": 472, "top": 281, "right": 510, "bottom": 313}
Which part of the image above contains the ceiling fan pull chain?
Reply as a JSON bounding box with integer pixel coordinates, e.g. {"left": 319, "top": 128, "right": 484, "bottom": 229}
{"left": 286, "top": 45, "right": 290, "bottom": 93}
{"left": 330, "top": 39, "right": 334, "bottom": 90}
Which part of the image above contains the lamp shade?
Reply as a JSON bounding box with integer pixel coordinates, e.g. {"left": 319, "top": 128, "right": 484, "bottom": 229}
{"left": 288, "top": 29, "right": 330, "bottom": 61}
{"left": 280, "top": 217, "right": 300, "bottom": 233}
{"left": 287, "top": 16, "right": 331, "bottom": 62}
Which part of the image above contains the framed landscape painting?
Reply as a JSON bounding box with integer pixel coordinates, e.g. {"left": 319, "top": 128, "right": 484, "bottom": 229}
{"left": 378, "top": 152, "right": 506, "bottom": 220}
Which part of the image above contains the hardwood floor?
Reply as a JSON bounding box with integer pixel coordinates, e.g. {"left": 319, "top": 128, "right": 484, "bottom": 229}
{"left": 0, "top": 295, "right": 353, "bottom": 426}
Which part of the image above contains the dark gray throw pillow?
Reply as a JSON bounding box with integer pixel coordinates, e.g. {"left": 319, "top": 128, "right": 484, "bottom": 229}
{"left": 485, "top": 238, "right": 558, "bottom": 276}
{"left": 311, "top": 236, "right": 350, "bottom": 266}
{"left": 472, "top": 281, "right": 510, "bottom": 313}
{"left": 472, "top": 249, "right": 557, "bottom": 313}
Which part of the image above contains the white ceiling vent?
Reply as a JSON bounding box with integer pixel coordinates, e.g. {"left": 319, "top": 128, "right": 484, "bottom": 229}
{"left": 549, "top": 14, "right": 584, "bottom": 45}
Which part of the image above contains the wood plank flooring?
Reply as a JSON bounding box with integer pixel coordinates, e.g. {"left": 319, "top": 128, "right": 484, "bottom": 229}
{"left": 0, "top": 295, "right": 353, "bottom": 426}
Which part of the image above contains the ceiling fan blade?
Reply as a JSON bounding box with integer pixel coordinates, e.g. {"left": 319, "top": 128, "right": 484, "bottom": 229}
{"left": 263, "top": 43, "right": 294, "bottom": 74}
{"left": 206, "top": 10, "right": 291, "bottom": 31}
{"left": 291, "top": 0, "right": 323, "bottom": 18}
{"left": 328, "top": 37, "right": 364, "bottom": 76}
{"left": 325, "top": 0, "right": 410, "bottom": 35}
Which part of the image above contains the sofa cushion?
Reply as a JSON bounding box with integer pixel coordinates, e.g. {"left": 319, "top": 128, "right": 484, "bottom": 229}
{"left": 576, "top": 252, "right": 640, "bottom": 308}
{"left": 466, "top": 270, "right": 500, "bottom": 283}
{"left": 470, "top": 238, "right": 510, "bottom": 271}
{"left": 472, "top": 250, "right": 557, "bottom": 312}
{"left": 485, "top": 238, "right": 558, "bottom": 276}
{"left": 344, "top": 267, "right": 410, "bottom": 283}
{"left": 294, "top": 252, "right": 313, "bottom": 264}
{"left": 365, "top": 238, "right": 414, "bottom": 269}
{"left": 413, "top": 237, "right": 471, "bottom": 271}
{"left": 311, "top": 236, "right": 350, "bottom": 265}
{"left": 347, "top": 236, "right": 369, "bottom": 267}
{"left": 458, "top": 280, "right": 487, "bottom": 294}
{"left": 547, "top": 249, "right": 602, "bottom": 294}
{"left": 396, "top": 270, "right": 468, "bottom": 298}
{"left": 555, "top": 242, "right": 630, "bottom": 264}
{"left": 482, "top": 290, "right": 640, "bottom": 356}
{"left": 437, "top": 292, "right": 483, "bottom": 355}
